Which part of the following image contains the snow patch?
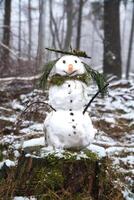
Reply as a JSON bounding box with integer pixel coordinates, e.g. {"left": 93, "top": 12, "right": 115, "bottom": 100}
{"left": 88, "top": 144, "right": 106, "bottom": 157}
{"left": 23, "top": 137, "right": 45, "bottom": 148}
{"left": 14, "top": 197, "right": 37, "bottom": 200}
{"left": 0, "top": 159, "right": 15, "bottom": 169}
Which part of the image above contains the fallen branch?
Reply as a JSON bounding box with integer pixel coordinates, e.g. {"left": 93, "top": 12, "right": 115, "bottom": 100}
{"left": 93, "top": 142, "right": 134, "bottom": 149}
{"left": 0, "top": 41, "right": 25, "bottom": 61}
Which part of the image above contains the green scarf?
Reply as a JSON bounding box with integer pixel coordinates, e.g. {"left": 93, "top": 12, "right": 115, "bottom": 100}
{"left": 48, "top": 73, "right": 91, "bottom": 86}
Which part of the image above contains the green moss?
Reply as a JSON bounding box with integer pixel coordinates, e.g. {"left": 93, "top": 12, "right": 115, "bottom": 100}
{"left": 36, "top": 167, "right": 64, "bottom": 190}
{"left": 83, "top": 149, "right": 98, "bottom": 160}
{"left": 44, "top": 149, "right": 98, "bottom": 161}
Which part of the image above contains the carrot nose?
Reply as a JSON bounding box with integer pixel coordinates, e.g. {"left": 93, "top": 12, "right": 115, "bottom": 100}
{"left": 67, "top": 64, "right": 74, "bottom": 73}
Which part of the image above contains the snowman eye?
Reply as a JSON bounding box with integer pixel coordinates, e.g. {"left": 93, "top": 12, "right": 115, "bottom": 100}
{"left": 63, "top": 60, "right": 66, "bottom": 64}
{"left": 74, "top": 60, "right": 77, "bottom": 63}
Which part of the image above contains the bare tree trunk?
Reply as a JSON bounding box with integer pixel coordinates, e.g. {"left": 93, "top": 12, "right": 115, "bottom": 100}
{"left": 64, "top": 0, "right": 73, "bottom": 50}
{"left": 76, "top": 0, "right": 84, "bottom": 50}
{"left": 18, "top": 0, "right": 22, "bottom": 58}
{"left": 0, "top": 0, "right": 12, "bottom": 77}
{"left": 36, "top": 0, "right": 46, "bottom": 69}
{"left": 126, "top": 0, "right": 134, "bottom": 79}
{"left": 49, "top": 0, "right": 56, "bottom": 49}
{"left": 103, "top": 0, "right": 122, "bottom": 78}
{"left": 28, "top": 0, "right": 32, "bottom": 61}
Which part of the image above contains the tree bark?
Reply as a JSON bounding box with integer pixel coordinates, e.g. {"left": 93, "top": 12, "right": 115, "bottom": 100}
{"left": 36, "top": 0, "right": 46, "bottom": 69}
{"left": 0, "top": 151, "right": 124, "bottom": 200}
{"left": 103, "top": 0, "right": 122, "bottom": 78}
{"left": 64, "top": 0, "right": 73, "bottom": 50}
{"left": 28, "top": 0, "right": 32, "bottom": 61}
{"left": 18, "top": 0, "right": 22, "bottom": 58}
{"left": 126, "top": 0, "right": 134, "bottom": 79}
{"left": 76, "top": 0, "right": 84, "bottom": 50}
{"left": 49, "top": 0, "right": 56, "bottom": 49}
{"left": 0, "top": 0, "right": 12, "bottom": 77}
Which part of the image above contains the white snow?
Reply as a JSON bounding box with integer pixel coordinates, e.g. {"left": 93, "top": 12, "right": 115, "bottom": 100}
{"left": 0, "top": 159, "right": 15, "bottom": 169}
{"left": 11, "top": 99, "right": 25, "bottom": 111}
{"left": 14, "top": 197, "right": 37, "bottom": 200}
{"left": 88, "top": 144, "right": 106, "bottom": 157}
{"left": 122, "top": 189, "right": 134, "bottom": 200}
{"left": 106, "top": 147, "right": 134, "bottom": 155}
{"left": 121, "top": 113, "right": 134, "bottom": 120}
{"left": 14, "top": 150, "right": 20, "bottom": 158}
{"left": 22, "top": 137, "right": 45, "bottom": 148}
{"left": 103, "top": 116, "right": 115, "bottom": 124}
{"left": 119, "top": 156, "right": 134, "bottom": 165}
{"left": 20, "top": 123, "right": 43, "bottom": 134}
{"left": 0, "top": 74, "right": 41, "bottom": 82}
{"left": 0, "top": 115, "right": 17, "bottom": 122}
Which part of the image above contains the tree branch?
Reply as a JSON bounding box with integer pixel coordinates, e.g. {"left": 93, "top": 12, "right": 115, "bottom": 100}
{"left": 83, "top": 83, "right": 109, "bottom": 114}
{"left": 45, "top": 47, "right": 91, "bottom": 58}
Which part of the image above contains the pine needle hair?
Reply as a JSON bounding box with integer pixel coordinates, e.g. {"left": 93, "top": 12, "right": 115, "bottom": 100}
{"left": 40, "top": 47, "right": 108, "bottom": 96}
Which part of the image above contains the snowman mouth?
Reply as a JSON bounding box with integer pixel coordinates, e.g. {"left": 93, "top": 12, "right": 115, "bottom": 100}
{"left": 63, "top": 70, "right": 78, "bottom": 76}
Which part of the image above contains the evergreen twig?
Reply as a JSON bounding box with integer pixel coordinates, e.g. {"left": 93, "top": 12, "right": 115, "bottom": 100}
{"left": 45, "top": 47, "right": 91, "bottom": 59}
{"left": 83, "top": 83, "right": 109, "bottom": 114}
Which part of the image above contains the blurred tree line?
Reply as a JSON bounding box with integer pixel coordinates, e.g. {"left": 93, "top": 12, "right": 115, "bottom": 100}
{"left": 0, "top": 0, "right": 133, "bottom": 79}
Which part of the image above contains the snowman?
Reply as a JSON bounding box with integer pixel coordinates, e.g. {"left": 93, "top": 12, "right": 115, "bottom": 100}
{"left": 40, "top": 52, "right": 107, "bottom": 150}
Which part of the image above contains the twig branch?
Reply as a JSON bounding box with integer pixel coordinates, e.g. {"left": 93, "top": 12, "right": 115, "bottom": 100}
{"left": 14, "top": 101, "right": 56, "bottom": 132}
{"left": 45, "top": 47, "right": 91, "bottom": 59}
{"left": 20, "top": 101, "right": 56, "bottom": 116}
{"left": 83, "top": 83, "right": 109, "bottom": 114}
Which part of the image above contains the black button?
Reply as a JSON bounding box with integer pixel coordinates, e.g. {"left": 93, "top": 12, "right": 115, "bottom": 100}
{"left": 72, "top": 125, "right": 76, "bottom": 129}
{"left": 68, "top": 134, "right": 71, "bottom": 136}
{"left": 73, "top": 131, "right": 76, "bottom": 134}
{"left": 70, "top": 112, "right": 74, "bottom": 116}
{"left": 69, "top": 109, "right": 72, "bottom": 111}
{"left": 70, "top": 100, "right": 73, "bottom": 103}
{"left": 68, "top": 84, "right": 70, "bottom": 87}
{"left": 72, "top": 119, "right": 75, "bottom": 122}
{"left": 68, "top": 92, "right": 71, "bottom": 94}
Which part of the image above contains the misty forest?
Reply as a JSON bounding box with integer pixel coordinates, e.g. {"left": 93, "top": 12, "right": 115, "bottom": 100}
{"left": 0, "top": 0, "right": 134, "bottom": 200}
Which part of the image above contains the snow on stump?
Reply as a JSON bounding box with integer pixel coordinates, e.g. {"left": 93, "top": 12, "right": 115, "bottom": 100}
{"left": 8, "top": 149, "right": 124, "bottom": 200}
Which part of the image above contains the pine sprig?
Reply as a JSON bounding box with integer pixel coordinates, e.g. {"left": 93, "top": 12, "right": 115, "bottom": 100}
{"left": 40, "top": 59, "right": 59, "bottom": 89}
{"left": 48, "top": 73, "right": 91, "bottom": 86}
{"left": 83, "top": 62, "right": 108, "bottom": 96}
{"left": 45, "top": 47, "right": 91, "bottom": 59}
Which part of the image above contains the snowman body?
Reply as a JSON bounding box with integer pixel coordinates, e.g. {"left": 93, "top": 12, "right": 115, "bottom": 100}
{"left": 44, "top": 55, "right": 96, "bottom": 149}
{"left": 49, "top": 80, "right": 89, "bottom": 110}
{"left": 44, "top": 110, "right": 95, "bottom": 149}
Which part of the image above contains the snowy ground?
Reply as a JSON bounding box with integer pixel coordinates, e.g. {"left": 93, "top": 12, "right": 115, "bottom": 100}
{"left": 0, "top": 77, "right": 134, "bottom": 199}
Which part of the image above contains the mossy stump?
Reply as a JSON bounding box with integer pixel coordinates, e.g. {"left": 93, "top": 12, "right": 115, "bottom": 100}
{"left": 0, "top": 150, "right": 124, "bottom": 200}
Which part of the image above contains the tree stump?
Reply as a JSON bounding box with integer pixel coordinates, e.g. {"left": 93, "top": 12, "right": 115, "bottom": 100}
{"left": 0, "top": 149, "right": 124, "bottom": 200}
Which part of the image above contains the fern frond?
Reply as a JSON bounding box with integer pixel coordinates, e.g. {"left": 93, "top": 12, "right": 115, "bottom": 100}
{"left": 83, "top": 62, "right": 108, "bottom": 96}
{"left": 39, "top": 59, "right": 59, "bottom": 89}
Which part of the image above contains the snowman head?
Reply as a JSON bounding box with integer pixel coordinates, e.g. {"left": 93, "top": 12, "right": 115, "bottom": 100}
{"left": 50, "top": 55, "right": 86, "bottom": 76}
